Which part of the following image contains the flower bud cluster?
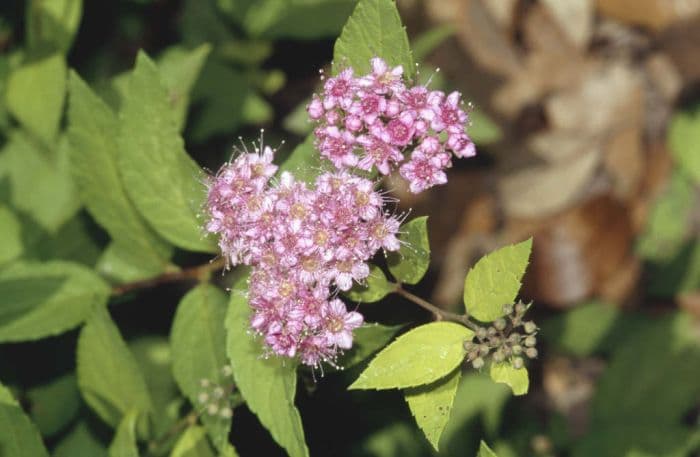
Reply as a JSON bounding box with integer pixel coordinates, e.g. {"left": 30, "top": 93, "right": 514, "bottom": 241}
{"left": 307, "top": 57, "right": 476, "bottom": 193}
{"left": 205, "top": 145, "right": 403, "bottom": 367}
{"left": 463, "top": 301, "right": 538, "bottom": 370}
{"left": 197, "top": 365, "right": 235, "bottom": 420}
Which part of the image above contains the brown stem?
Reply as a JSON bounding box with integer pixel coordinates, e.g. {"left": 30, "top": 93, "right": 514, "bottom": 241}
{"left": 111, "top": 257, "right": 227, "bottom": 296}
{"left": 393, "top": 285, "right": 481, "bottom": 332}
{"left": 147, "top": 410, "right": 198, "bottom": 454}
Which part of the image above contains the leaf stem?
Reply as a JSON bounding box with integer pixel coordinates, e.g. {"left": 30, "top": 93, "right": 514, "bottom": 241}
{"left": 147, "top": 410, "right": 198, "bottom": 454}
{"left": 111, "top": 257, "right": 227, "bottom": 296}
{"left": 393, "top": 285, "right": 481, "bottom": 332}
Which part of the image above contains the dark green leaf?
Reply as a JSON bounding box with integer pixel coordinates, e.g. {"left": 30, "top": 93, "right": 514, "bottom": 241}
{"left": 108, "top": 410, "right": 139, "bottom": 457}
{"left": 337, "top": 323, "right": 402, "bottom": 369}
{"left": 541, "top": 301, "right": 620, "bottom": 357}
{"left": 350, "top": 322, "right": 473, "bottom": 390}
{"left": 344, "top": 265, "right": 394, "bottom": 303}
{"left": 387, "top": 216, "right": 430, "bottom": 285}
{"left": 669, "top": 107, "right": 700, "bottom": 185}
{"left": 411, "top": 24, "right": 455, "bottom": 62}
{"left": 26, "top": 0, "right": 83, "bottom": 54}
{"left": 27, "top": 373, "right": 80, "bottom": 437}
{"left": 53, "top": 421, "right": 108, "bottom": 457}
{"left": 479, "top": 441, "right": 498, "bottom": 457}
{"left": 0, "top": 205, "right": 22, "bottom": 266}
{"left": 0, "top": 383, "right": 50, "bottom": 457}
{"left": 0, "top": 261, "right": 110, "bottom": 342}
{"left": 170, "top": 426, "right": 217, "bottom": 457}
{"left": 277, "top": 134, "right": 323, "bottom": 184}
{"left": 226, "top": 274, "right": 309, "bottom": 457}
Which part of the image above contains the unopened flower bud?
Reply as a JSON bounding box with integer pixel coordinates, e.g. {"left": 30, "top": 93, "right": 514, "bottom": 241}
{"left": 512, "top": 344, "right": 522, "bottom": 355}
{"left": 213, "top": 386, "right": 225, "bottom": 398}
{"left": 199, "top": 378, "right": 210, "bottom": 388}
{"left": 512, "top": 357, "right": 524, "bottom": 369}
{"left": 524, "top": 321, "right": 537, "bottom": 334}
{"left": 525, "top": 347, "right": 538, "bottom": 359}
{"left": 207, "top": 403, "right": 219, "bottom": 416}
{"left": 493, "top": 350, "right": 505, "bottom": 363}
{"left": 502, "top": 304, "right": 513, "bottom": 315}
{"left": 490, "top": 336, "right": 502, "bottom": 347}
{"left": 494, "top": 318, "right": 506, "bottom": 331}
{"left": 524, "top": 336, "right": 537, "bottom": 347}
{"left": 472, "top": 357, "right": 485, "bottom": 369}
{"left": 515, "top": 302, "right": 526, "bottom": 315}
{"left": 222, "top": 365, "right": 233, "bottom": 377}
{"left": 220, "top": 407, "right": 233, "bottom": 419}
{"left": 468, "top": 350, "right": 479, "bottom": 361}
{"left": 476, "top": 328, "right": 488, "bottom": 340}
{"left": 198, "top": 392, "right": 209, "bottom": 404}
{"left": 463, "top": 340, "right": 475, "bottom": 352}
{"left": 487, "top": 327, "right": 497, "bottom": 337}
{"left": 503, "top": 346, "right": 512, "bottom": 357}
{"left": 508, "top": 333, "right": 521, "bottom": 344}
{"left": 479, "top": 345, "right": 490, "bottom": 357}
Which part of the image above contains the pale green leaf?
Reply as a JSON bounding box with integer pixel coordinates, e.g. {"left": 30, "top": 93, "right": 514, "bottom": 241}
{"left": 0, "top": 260, "right": 110, "bottom": 342}
{"left": 0, "top": 205, "right": 22, "bottom": 266}
{"left": 241, "top": 92, "right": 273, "bottom": 124}
{"left": 479, "top": 441, "right": 498, "bottom": 457}
{"left": 350, "top": 322, "right": 473, "bottom": 390}
{"left": 337, "top": 323, "right": 402, "bottom": 369}
{"left": 77, "top": 306, "right": 153, "bottom": 429}
{"left": 170, "top": 426, "right": 217, "bottom": 457}
{"left": 26, "top": 214, "right": 102, "bottom": 267}
{"left": 387, "top": 216, "right": 430, "bottom": 285}
{"left": 108, "top": 410, "right": 140, "bottom": 457}
{"left": 171, "top": 284, "right": 231, "bottom": 451}
{"left": 344, "top": 265, "right": 394, "bottom": 303}
{"left": 226, "top": 275, "right": 309, "bottom": 457}
{"left": 333, "top": 0, "right": 414, "bottom": 78}
{"left": 26, "top": 0, "right": 83, "bottom": 54}
{"left": 489, "top": 362, "right": 529, "bottom": 396}
{"left": 541, "top": 301, "right": 620, "bottom": 357}
{"left": 67, "top": 71, "right": 173, "bottom": 279}
{"left": 0, "top": 382, "right": 50, "bottom": 457}
{"left": 277, "top": 134, "right": 323, "bottom": 184}
{"left": 117, "top": 51, "right": 216, "bottom": 253}
{"left": 405, "top": 368, "right": 461, "bottom": 450}
{"left": 669, "top": 107, "right": 700, "bottom": 185}
{"left": 463, "top": 238, "right": 532, "bottom": 322}
{"left": 157, "top": 44, "right": 212, "bottom": 131}
{"left": 1, "top": 131, "right": 79, "bottom": 232}
{"left": 53, "top": 421, "right": 108, "bottom": 457}
{"left": 5, "top": 53, "right": 66, "bottom": 144}
{"left": 27, "top": 373, "right": 80, "bottom": 437}
{"left": 282, "top": 97, "right": 313, "bottom": 136}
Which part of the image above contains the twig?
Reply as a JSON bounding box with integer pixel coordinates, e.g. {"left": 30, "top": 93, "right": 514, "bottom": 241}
{"left": 393, "top": 285, "right": 481, "bottom": 332}
{"left": 111, "top": 257, "right": 228, "bottom": 296}
{"left": 147, "top": 410, "right": 198, "bottom": 454}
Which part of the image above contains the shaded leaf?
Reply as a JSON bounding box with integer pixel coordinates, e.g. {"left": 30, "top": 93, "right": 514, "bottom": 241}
{"left": 387, "top": 216, "right": 430, "bottom": 285}
{"left": 108, "top": 410, "right": 140, "bottom": 457}
{"left": 350, "top": 322, "right": 473, "bottom": 390}
{"left": 541, "top": 301, "right": 620, "bottom": 357}
{"left": 479, "top": 441, "right": 498, "bottom": 457}
{"left": 226, "top": 274, "right": 309, "bottom": 457}
{"left": 0, "top": 205, "right": 22, "bottom": 266}
{"left": 669, "top": 106, "right": 700, "bottom": 185}
{"left": 489, "top": 362, "right": 529, "bottom": 396}
{"left": 344, "top": 265, "right": 394, "bottom": 303}
{"left": 469, "top": 108, "right": 503, "bottom": 145}
{"left": 170, "top": 426, "right": 217, "bottom": 457}
{"left": 53, "top": 421, "right": 108, "bottom": 457}
{"left": 26, "top": 0, "right": 83, "bottom": 54}
{"left": 0, "top": 260, "right": 110, "bottom": 342}
{"left": 27, "top": 373, "right": 80, "bottom": 437}
{"left": 0, "top": 382, "right": 50, "bottom": 457}
{"left": 463, "top": 239, "right": 532, "bottom": 322}
{"left": 277, "top": 134, "right": 323, "bottom": 184}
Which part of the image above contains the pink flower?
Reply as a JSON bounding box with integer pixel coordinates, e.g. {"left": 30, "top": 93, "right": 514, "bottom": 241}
{"left": 431, "top": 91, "right": 468, "bottom": 133}
{"left": 324, "top": 299, "right": 363, "bottom": 349}
{"left": 360, "top": 57, "right": 405, "bottom": 94}
{"left": 307, "top": 96, "right": 324, "bottom": 120}
{"left": 447, "top": 132, "right": 476, "bottom": 158}
{"left": 323, "top": 68, "right": 356, "bottom": 110}
{"left": 356, "top": 134, "right": 403, "bottom": 175}
{"left": 316, "top": 126, "right": 358, "bottom": 168}
{"left": 399, "top": 150, "right": 449, "bottom": 194}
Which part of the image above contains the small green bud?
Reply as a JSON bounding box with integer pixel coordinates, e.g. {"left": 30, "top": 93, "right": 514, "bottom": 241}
{"left": 487, "top": 327, "right": 498, "bottom": 337}
{"left": 199, "top": 378, "right": 210, "bottom": 388}
{"left": 463, "top": 340, "right": 474, "bottom": 352}
{"left": 525, "top": 347, "right": 538, "bottom": 359}
{"left": 472, "top": 357, "right": 485, "bottom": 369}
{"left": 512, "top": 344, "right": 522, "bottom": 355}
{"left": 213, "top": 386, "right": 225, "bottom": 398}
{"left": 525, "top": 336, "right": 537, "bottom": 347}
{"left": 524, "top": 321, "right": 537, "bottom": 334}
{"left": 512, "top": 357, "right": 524, "bottom": 369}
{"left": 207, "top": 403, "right": 219, "bottom": 416}
{"left": 222, "top": 365, "right": 233, "bottom": 377}
{"left": 503, "top": 345, "right": 512, "bottom": 357}
{"left": 493, "top": 350, "right": 505, "bottom": 363}
{"left": 220, "top": 407, "right": 233, "bottom": 419}
{"left": 508, "top": 333, "right": 521, "bottom": 344}
{"left": 494, "top": 318, "right": 506, "bottom": 331}
{"left": 197, "top": 392, "right": 209, "bottom": 404}
{"left": 468, "top": 350, "right": 479, "bottom": 361}
{"left": 476, "top": 328, "right": 488, "bottom": 340}
{"left": 490, "top": 336, "right": 502, "bottom": 347}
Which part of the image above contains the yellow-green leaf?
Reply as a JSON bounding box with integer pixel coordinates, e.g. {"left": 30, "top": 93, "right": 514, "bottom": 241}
{"left": 489, "top": 362, "right": 529, "bottom": 396}
{"left": 344, "top": 265, "right": 394, "bottom": 303}
{"left": 387, "top": 216, "right": 430, "bottom": 285}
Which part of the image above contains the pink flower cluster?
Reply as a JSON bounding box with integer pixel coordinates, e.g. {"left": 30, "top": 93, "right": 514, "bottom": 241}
{"left": 205, "top": 146, "right": 402, "bottom": 367}
{"left": 307, "top": 57, "right": 476, "bottom": 193}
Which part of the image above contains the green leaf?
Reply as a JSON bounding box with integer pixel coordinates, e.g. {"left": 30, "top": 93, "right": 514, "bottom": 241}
{"left": 411, "top": 24, "right": 455, "bottom": 62}
{"left": 405, "top": 368, "right": 461, "bottom": 451}
{"left": 489, "top": 362, "right": 528, "bottom": 396}
{"left": 77, "top": 306, "right": 153, "bottom": 429}
{"left": 669, "top": 107, "right": 700, "bottom": 185}
{"left": 541, "top": 301, "right": 620, "bottom": 357}
{"left": 463, "top": 238, "right": 532, "bottom": 322}
{"left": 26, "top": 214, "right": 103, "bottom": 267}
{"left": 27, "top": 373, "right": 80, "bottom": 437}
{"left": 337, "top": 323, "right": 402, "bottom": 369}
{"left": 0, "top": 260, "right": 110, "bottom": 342}
{"left": 344, "top": 265, "right": 394, "bottom": 303}
{"left": 156, "top": 44, "right": 212, "bottom": 131}
{"left": 170, "top": 426, "right": 217, "bottom": 457}
{"left": 226, "top": 274, "right": 309, "bottom": 457}
{"left": 67, "top": 71, "right": 173, "bottom": 279}
{"left": 277, "top": 134, "right": 323, "bottom": 184}
{"left": 26, "top": 0, "right": 83, "bottom": 54}
{"left": 333, "top": 0, "right": 414, "bottom": 78}
{"left": 96, "top": 242, "right": 174, "bottom": 284}
{"left": 108, "top": 410, "right": 140, "bottom": 457}
{"left": 5, "top": 53, "right": 66, "bottom": 144}
{"left": 350, "top": 322, "right": 473, "bottom": 390}
{"left": 0, "top": 205, "right": 22, "bottom": 266}
{"left": 117, "top": 51, "right": 216, "bottom": 253}
{"left": 1, "top": 131, "right": 79, "bottom": 232}
{"left": 171, "top": 284, "right": 231, "bottom": 451}
{"left": 0, "top": 382, "right": 50, "bottom": 457}
{"left": 53, "top": 421, "right": 108, "bottom": 457}
{"left": 479, "top": 441, "right": 498, "bottom": 457}
{"left": 283, "top": 97, "right": 313, "bottom": 136}
{"left": 469, "top": 108, "right": 503, "bottom": 145}
{"left": 387, "top": 216, "right": 430, "bottom": 285}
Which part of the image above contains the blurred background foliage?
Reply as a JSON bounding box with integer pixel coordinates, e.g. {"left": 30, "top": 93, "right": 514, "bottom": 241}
{"left": 1, "top": 0, "right": 700, "bottom": 456}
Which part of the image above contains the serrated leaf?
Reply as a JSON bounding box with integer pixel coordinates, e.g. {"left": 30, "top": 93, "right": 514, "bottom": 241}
{"left": 156, "top": 44, "right": 212, "bottom": 131}
{"left": 117, "top": 51, "right": 216, "bottom": 253}
{"left": 489, "top": 362, "right": 528, "bottom": 396}
{"left": 27, "top": 373, "right": 80, "bottom": 437}
{"left": 1, "top": 131, "right": 79, "bottom": 232}
{"left": 669, "top": 107, "right": 700, "bottom": 185}
{"left": 0, "top": 260, "right": 110, "bottom": 342}
{"left": 226, "top": 275, "right": 309, "bottom": 457}
{"left": 0, "top": 382, "right": 50, "bottom": 457}
{"left": 344, "top": 265, "right": 394, "bottom": 303}
{"left": 26, "top": 0, "right": 83, "bottom": 54}
{"left": 171, "top": 426, "right": 217, "bottom": 457}
{"left": 171, "top": 284, "right": 231, "bottom": 451}
{"left": 5, "top": 53, "right": 66, "bottom": 144}
{"left": 405, "top": 368, "right": 461, "bottom": 450}
{"left": 479, "top": 441, "right": 498, "bottom": 457}
{"left": 108, "top": 410, "right": 139, "bottom": 457}
{"left": 337, "top": 323, "right": 402, "bottom": 369}
{"left": 387, "top": 216, "right": 430, "bottom": 285}
{"left": 67, "top": 72, "right": 173, "bottom": 279}
{"left": 333, "top": 0, "right": 414, "bottom": 78}
{"left": 53, "top": 421, "right": 108, "bottom": 457}
{"left": 350, "top": 322, "right": 473, "bottom": 390}
{"left": 0, "top": 205, "right": 22, "bottom": 266}
{"left": 77, "top": 306, "right": 153, "bottom": 429}
{"left": 463, "top": 238, "right": 532, "bottom": 322}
